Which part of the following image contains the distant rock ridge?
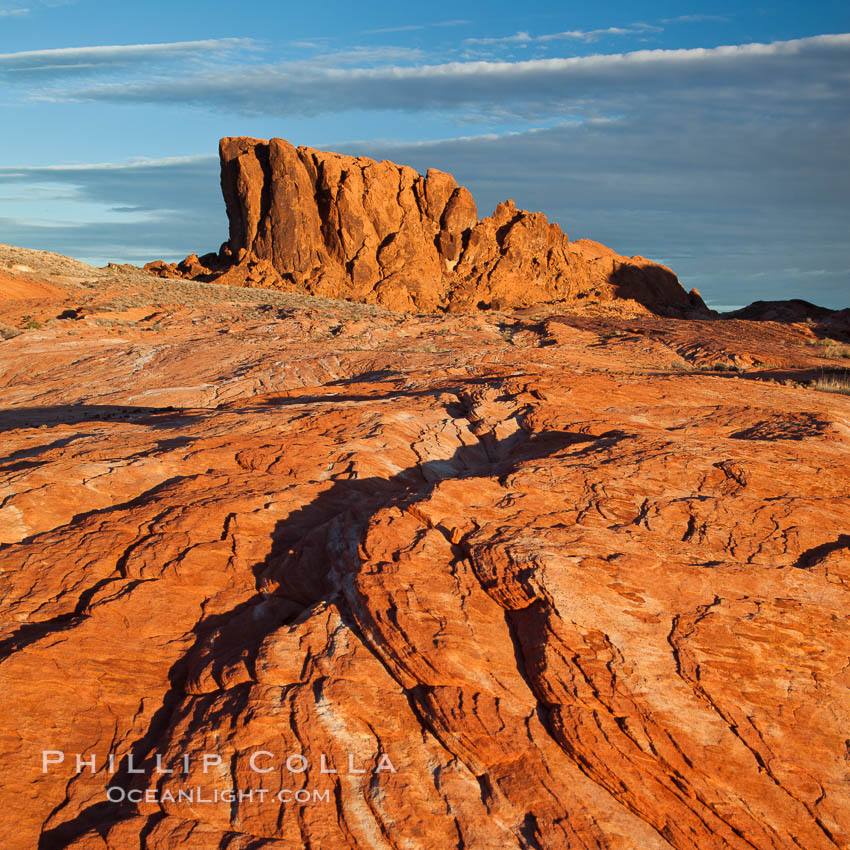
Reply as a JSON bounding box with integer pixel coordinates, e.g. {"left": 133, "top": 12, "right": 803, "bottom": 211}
{"left": 146, "top": 137, "right": 708, "bottom": 315}
{"left": 728, "top": 299, "right": 849, "bottom": 325}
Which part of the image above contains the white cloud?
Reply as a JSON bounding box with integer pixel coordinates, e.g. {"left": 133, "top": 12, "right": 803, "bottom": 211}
{"left": 663, "top": 14, "right": 730, "bottom": 24}
{"left": 465, "top": 23, "right": 662, "bottom": 46}
{"left": 365, "top": 19, "right": 470, "bottom": 34}
{"left": 0, "top": 154, "right": 217, "bottom": 172}
{"left": 287, "top": 40, "right": 330, "bottom": 49}
{"left": 0, "top": 7, "right": 28, "bottom": 15}
{"left": 43, "top": 33, "right": 850, "bottom": 122}
{"left": 464, "top": 30, "right": 533, "bottom": 45}
{"left": 295, "top": 46, "right": 425, "bottom": 66}
{"left": 367, "top": 24, "right": 427, "bottom": 34}
{"left": 0, "top": 39, "right": 254, "bottom": 77}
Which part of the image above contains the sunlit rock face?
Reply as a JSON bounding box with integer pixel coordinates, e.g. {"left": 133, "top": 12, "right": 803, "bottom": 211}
{"left": 146, "top": 137, "right": 707, "bottom": 316}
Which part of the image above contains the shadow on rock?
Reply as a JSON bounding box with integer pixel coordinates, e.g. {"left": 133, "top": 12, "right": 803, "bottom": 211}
{"left": 42, "top": 419, "right": 626, "bottom": 847}
{"left": 609, "top": 263, "right": 708, "bottom": 318}
{"left": 0, "top": 405, "right": 210, "bottom": 434}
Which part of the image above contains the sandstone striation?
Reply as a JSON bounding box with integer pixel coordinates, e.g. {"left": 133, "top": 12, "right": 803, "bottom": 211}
{"left": 1, "top": 245, "right": 848, "bottom": 849}
{"left": 146, "top": 138, "right": 707, "bottom": 315}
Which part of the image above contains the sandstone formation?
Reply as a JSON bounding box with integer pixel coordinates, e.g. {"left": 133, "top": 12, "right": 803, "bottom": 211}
{"left": 1, "top": 245, "right": 848, "bottom": 849}
{"left": 145, "top": 138, "right": 707, "bottom": 316}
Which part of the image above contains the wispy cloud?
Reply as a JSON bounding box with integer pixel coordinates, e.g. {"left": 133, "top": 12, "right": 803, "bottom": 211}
{"left": 365, "top": 19, "right": 469, "bottom": 35}
{"left": 44, "top": 33, "right": 850, "bottom": 122}
{"left": 465, "top": 23, "right": 662, "bottom": 46}
{"left": 0, "top": 38, "right": 254, "bottom": 78}
{"left": 287, "top": 40, "right": 330, "bottom": 50}
{"left": 1, "top": 0, "right": 79, "bottom": 16}
{"left": 294, "top": 46, "right": 425, "bottom": 66}
{"left": 0, "top": 154, "right": 217, "bottom": 173}
{"left": 663, "top": 14, "right": 730, "bottom": 24}
{"left": 463, "top": 30, "right": 534, "bottom": 46}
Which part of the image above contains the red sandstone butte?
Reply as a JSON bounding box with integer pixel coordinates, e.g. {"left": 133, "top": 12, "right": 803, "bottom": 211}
{"left": 145, "top": 137, "right": 707, "bottom": 315}
{"left": 1, "top": 229, "right": 848, "bottom": 849}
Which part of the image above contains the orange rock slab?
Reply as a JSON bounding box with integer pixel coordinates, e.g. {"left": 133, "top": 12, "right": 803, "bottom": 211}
{"left": 0, "top": 247, "right": 848, "bottom": 849}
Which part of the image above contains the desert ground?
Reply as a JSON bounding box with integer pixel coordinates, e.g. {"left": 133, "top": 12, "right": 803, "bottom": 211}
{"left": 1, "top": 235, "right": 848, "bottom": 849}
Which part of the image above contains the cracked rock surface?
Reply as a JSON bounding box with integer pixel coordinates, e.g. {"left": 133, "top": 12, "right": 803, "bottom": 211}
{"left": 0, "top": 245, "right": 849, "bottom": 849}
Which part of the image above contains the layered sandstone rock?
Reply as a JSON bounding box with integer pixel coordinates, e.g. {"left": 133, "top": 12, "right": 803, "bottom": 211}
{"left": 146, "top": 137, "right": 707, "bottom": 315}
{"left": 1, "top": 245, "right": 849, "bottom": 849}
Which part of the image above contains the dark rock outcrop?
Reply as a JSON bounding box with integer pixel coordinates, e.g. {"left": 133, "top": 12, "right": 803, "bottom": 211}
{"left": 146, "top": 137, "right": 707, "bottom": 315}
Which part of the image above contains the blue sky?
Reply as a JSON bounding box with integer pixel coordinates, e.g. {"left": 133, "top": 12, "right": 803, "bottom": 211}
{"left": 1, "top": 1, "right": 848, "bottom": 308}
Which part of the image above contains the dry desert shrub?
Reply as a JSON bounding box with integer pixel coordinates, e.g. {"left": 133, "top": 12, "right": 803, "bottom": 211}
{"left": 814, "top": 370, "right": 850, "bottom": 395}
{"left": 820, "top": 339, "right": 850, "bottom": 359}
{"left": 805, "top": 337, "right": 850, "bottom": 358}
